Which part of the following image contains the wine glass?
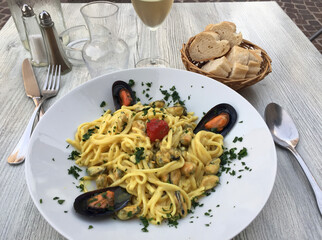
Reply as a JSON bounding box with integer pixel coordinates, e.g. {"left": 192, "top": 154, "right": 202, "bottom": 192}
{"left": 131, "top": 0, "right": 174, "bottom": 67}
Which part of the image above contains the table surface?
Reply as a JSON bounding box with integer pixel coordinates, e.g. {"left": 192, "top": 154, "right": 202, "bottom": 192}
{"left": 0, "top": 2, "right": 321, "bottom": 240}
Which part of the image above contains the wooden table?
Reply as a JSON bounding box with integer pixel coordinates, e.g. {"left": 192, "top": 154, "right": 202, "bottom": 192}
{"left": 0, "top": 2, "right": 321, "bottom": 240}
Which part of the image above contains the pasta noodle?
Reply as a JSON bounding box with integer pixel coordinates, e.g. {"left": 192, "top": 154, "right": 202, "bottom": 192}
{"left": 67, "top": 102, "right": 223, "bottom": 224}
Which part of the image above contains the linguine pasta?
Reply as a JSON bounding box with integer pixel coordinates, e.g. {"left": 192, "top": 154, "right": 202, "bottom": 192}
{"left": 67, "top": 102, "right": 223, "bottom": 224}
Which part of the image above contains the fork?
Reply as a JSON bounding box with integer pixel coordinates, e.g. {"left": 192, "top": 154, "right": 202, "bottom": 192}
{"left": 7, "top": 65, "right": 61, "bottom": 165}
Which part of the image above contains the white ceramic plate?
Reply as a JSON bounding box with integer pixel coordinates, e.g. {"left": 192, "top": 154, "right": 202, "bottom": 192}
{"left": 26, "top": 68, "right": 276, "bottom": 240}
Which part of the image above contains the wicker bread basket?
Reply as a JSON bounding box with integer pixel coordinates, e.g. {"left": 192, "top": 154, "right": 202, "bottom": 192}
{"left": 180, "top": 37, "right": 272, "bottom": 91}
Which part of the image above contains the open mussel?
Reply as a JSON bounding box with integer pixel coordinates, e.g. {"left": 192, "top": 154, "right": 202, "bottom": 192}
{"left": 193, "top": 103, "right": 237, "bottom": 137}
{"left": 74, "top": 186, "right": 131, "bottom": 217}
{"left": 112, "top": 81, "right": 136, "bottom": 110}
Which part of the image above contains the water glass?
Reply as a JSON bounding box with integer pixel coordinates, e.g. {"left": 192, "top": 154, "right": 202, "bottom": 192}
{"left": 80, "top": 1, "right": 129, "bottom": 78}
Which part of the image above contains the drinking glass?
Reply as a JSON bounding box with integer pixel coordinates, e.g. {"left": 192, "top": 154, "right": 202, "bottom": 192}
{"left": 81, "top": 1, "right": 129, "bottom": 78}
{"left": 131, "top": 0, "right": 174, "bottom": 67}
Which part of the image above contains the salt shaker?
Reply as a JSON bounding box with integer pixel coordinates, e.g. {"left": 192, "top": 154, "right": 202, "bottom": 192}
{"left": 39, "top": 11, "right": 72, "bottom": 75}
{"left": 21, "top": 4, "right": 47, "bottom": 67}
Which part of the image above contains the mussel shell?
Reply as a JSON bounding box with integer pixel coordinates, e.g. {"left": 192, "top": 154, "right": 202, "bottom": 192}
{"left": 112, "top": 81, "right": 136, "bottom": 110}
{"left": 193, "top": 103, "right": 237, "bottom": 137}
{"left": 74, "top": 186, "right": 131, "bottom": 217}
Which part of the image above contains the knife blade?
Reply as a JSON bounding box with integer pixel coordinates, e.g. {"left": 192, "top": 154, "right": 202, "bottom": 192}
{"left": 22, "top": 58, "right": 44, "bottom": 117}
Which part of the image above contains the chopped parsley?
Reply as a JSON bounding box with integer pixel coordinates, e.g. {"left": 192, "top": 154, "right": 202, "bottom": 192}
{"left": 128, "top": 79, "right": 135, "bottom": 87}
{"left": 100, "top": 101, "right": 106, "bottom": 107}
{"left": 82, "top": 128, "right": 96, "bottom": 141}
{"left": 39, "top": 199, "right": 43, "bottom": 204}
{"left": 53, "top": 197, "right": 59, "bottom": 200}
{"left": 88, "top": 225, "right": 93, "bottom": 229}
{"left": 68, "top": 150, "right": 80, "bottom": 160}
{"left": 233, "top": 136, "right": 243, "bottom": 143}
{"left": 134, "top": 147, "right": 145, "bottom": 164}
{"left": 58, "top": 199, "right": 65, "bottom": 205}
{"left": 166, "top": 213, "right": 180, "bottom": 228}
{"left": 76, "top": 184, "right": 84, "bottom": 192}
{"left": 68, "top": 165, "right": 82, "bottom": 179}
{"left": 238, "top": 147, "right": 248, "bottom": 159}
{"left": 139, "top": 216, "right": 149, "bottom": 232}
{"left": 52, "top": 158, "right": 55, "bottom": 161}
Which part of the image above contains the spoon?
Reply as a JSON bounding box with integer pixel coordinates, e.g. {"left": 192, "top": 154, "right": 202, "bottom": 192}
{"left": 265, "top": 102, "right": 322, "bottom": 215}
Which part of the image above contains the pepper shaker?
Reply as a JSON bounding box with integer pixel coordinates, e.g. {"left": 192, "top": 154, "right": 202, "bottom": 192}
{"left": 39, "top": 10, "right": 72, "bottom": 75}
{"left": 21, "top": 4, "right": 47, "bottom": 67}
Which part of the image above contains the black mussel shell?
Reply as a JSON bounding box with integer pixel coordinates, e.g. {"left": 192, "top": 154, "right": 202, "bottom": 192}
{"left": 112, "top": 81, "right": 136, "bottom": 110}
{"left": 74, "top": 186, "right": 131, "bottom": 217}
{"left": 193, "top": 103, "right": 237, "bottom": 137}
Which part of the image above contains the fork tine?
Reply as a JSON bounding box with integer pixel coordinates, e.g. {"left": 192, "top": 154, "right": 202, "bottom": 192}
{"left": 51, "top": 65, "right": 58, "bottom": 90}
{"left": 55, "top": 65, "right": 61, "bottom": 91}
{"left": 43, "top": 65, "right": 51, "bottom": 90}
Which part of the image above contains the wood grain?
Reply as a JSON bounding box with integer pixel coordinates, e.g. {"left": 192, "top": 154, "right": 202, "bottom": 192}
{"left": 0, "top": 2, "right": 321, "bottom": 240}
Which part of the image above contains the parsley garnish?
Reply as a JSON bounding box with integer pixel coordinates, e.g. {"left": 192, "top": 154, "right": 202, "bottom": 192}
{"left": 68, "top": 165, "right": 82, "bottom": 179}
{"left": 88, "top": 225, "right": 93, "bottom": 229}
{"left": 76, "top": 184, "right": 84, "bottom": 192}
{"left": 128, "top": 79, "right": 135, "bottom": 87}
{"left": 139, "top": 216, "right": 149, "bottom": 232}
{"left": 233, "top": 136, "right": 243, "bottom": 143}
{"left": 134, "top": 147, "right": 145, "bottom": 164}
{"left": 238, "top": 147, "right": 248, "bottom": 159}
{"left": 68, "top": 150, "right": 80, "bottom": 160}
{"left": 58, "top": 199, "right": 65, "bottom": 205}
{"left": 100, "top": 101, "right": 106, "bottom": 107}
{"left": 82, "top": 128, "right": 96, "bottom": 141}
{"left": 39, "top": 199, "right": 43, "bottom": 204}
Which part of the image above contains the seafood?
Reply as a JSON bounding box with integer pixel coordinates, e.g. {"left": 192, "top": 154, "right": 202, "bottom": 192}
{"left": 74, "top": 186, "right": 131, "bottom": 217}
{"left": 193, "top": 103, "right": 237, "bottom": 136}
{"left": 112, "top": 81, "right": 136, "bottom": 110}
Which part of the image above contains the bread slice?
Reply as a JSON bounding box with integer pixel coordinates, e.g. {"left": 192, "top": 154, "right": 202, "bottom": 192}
{"left": 205, "top": 21, "right": 242, "bottom": 48}
{"left": 189, "top": 31, "right": 230, "bottom": 61}
{"left": 249, "top": 49, "right": 262, "bottom": 63}
{"left": 201, "top": 56, "right": 232, "bottom": 77}
{"left": 246, "top": 60, "right": 261, "bottom": 78}
{"left": 226, "top": 46, "right": 250, "bottom": 66}
{"left": 229, "top": 62, "right": 249, "bottom": 79}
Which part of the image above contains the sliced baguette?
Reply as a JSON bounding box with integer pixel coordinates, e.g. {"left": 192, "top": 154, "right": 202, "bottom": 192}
{"left": 229, "top": 62, "right": 249, "bottom": 79}
{"left": 246, "top": 60, "right": 261, "bottom": 78}
{"left": 226, "top": 45, "right": 250, "bottom": 66}
{"left": 205, "top": 21, "right": 242, "bottom": 48}
{"left": 189, "top": 31, "right": 230, "bottom": 61}
{"left": 201, "top": 56, "right": 231, "bottom": 77}
{"left": 249, "top": 49, "right": 263, "bottom": 63}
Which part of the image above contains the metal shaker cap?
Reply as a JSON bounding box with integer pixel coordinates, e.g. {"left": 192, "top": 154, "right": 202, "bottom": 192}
{"left": 39, "top": 11, "right": 53, "bottom": 26}
{"left": 21, "top": 4, "right": 34, "bottom": 17}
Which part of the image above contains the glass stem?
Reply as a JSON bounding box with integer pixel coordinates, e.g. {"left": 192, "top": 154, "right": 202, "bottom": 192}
{"left": 149, "top": 28, "right": 157, "bottom": 65}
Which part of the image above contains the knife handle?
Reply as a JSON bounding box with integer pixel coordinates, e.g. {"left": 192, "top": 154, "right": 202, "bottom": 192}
{"left": 32, "top": 96, "right": 44, "bottom": 118}
{"left": 7, "top": 103, "right": 43, "bottom": 164}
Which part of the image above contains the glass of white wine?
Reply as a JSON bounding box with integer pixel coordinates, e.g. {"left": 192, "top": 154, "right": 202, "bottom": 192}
{"left": 131, "top": 0, "right": 174, "bottom": 67}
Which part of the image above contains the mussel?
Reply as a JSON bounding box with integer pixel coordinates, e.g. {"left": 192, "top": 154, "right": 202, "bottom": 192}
{"left": 74, "top": 186, "right": 131, "bottom": 217}
{"left": 193, "top": 103, "right": 237, "bottom": 136}
{"left": 112, "top": 81, "right": 136, "bottom": 110}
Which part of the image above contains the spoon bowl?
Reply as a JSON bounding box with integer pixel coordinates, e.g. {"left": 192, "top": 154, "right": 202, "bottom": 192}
{"left": 265, "top": 102, "right": 322, "bottom": 215}
{"left": 265, "top": 103, "right": 299, "bottom": 149}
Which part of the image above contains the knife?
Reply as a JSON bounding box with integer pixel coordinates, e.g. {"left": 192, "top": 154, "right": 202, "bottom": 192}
{"left": 22, "top": 58, "right": 44, "bottom": 119}
{"left": 7, "top": 59, "right": 43, "bottom": 164}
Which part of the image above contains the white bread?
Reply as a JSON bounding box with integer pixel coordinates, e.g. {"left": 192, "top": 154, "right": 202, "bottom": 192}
{"left": 246, "top": 60, "right": 261, "bottom": 78}
{"left": 226, "top": 46, "right": 250, "bottom": 66}
{"left": 189, "top": 31, "right": 230, "bottom": 61}
{"left": 229, "top": 62, "right": 249, "bottom": 79}
{"left": 249, "top": 49, "right": 262, "bottom": 63}
{"left": 205, "top": 21, "right": 243, "bottom": 48}
{"left": 201, "top": 56, "right": 231, "bottom": 77}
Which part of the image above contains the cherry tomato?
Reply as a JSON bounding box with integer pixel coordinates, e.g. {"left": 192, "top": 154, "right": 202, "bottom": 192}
{"left": 146, "top": 119, "right": 169, "bottom": 142}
